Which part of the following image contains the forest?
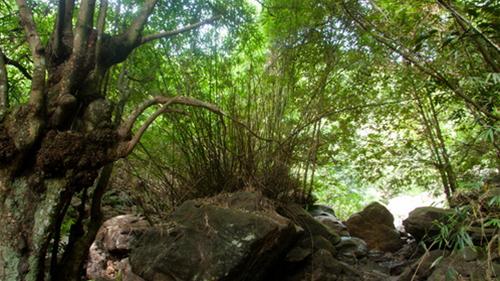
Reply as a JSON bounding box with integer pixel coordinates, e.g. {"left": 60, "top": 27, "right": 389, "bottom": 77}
{"left": 0, "top": 0, "right": 498, "bottom": 280}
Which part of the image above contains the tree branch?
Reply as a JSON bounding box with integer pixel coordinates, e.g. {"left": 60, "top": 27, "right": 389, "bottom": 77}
{"left": 140, "top": 16, "right": 221, "bottom": 45}
{"left": 436, "top": 0, "right": 500, "bottom": 72}
{"left": 63, "top": 0, "right": 75, "bottom": 35}
{"left": 2, "top": 54, "right": 32, "bottom": 80}
{"left": 52, "top": 0, "right": 66, "bottom": 57}
{"left": 15, "top": 0, "right": 46, "bottom": 111}
{"left": 124, "top": 0, "right": 158, "bottom": 46}
{"left": 437, "top": 0, "right": 500, "bottom": 54}
{"left": 94, "top": 0, "right": 108, "bottom": 73}
{"left": 0, "top": 48, "right": 8, "bottom": 115}
{"left": 73, "top": 0, "right": 96, "bottom": 57}
{"left": 117, "top": 96, "right": 223, "bottom": 156}
{"left": 342, "top": 1, "right": 499, "bottom": 122}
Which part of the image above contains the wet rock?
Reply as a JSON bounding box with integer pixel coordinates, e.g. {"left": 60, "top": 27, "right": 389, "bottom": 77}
{"left": 86, "top": 215, "right": 149, "bottom": 281}
{"left": 402, "top": 207, "right": 452, "bottom": 241}
{"left": 345, "top": 202, "right": 403, "bottom": 252}
{"left": 129, "top": 192, "right": 301, "bottom": 281}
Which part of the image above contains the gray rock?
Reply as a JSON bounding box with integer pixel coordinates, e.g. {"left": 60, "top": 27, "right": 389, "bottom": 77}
{"left": 315, "top": 215, "right": 350, "bottom": 236}
{"left": 278, "top": 203, "right": 341, "bottom": 246}
{"left": 129, "top": 193, "right": 300, "bottom": 281}
{"left": 402, "top": 207, "right": 452, "bottom": 241}
{"left": 308, "top": 204, "right": 336, "bottom": 217}
{"left": 335, "top": 236, "right": 368, "bottom": 259}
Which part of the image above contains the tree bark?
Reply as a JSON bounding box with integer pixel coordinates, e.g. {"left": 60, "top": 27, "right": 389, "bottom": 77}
{"left": 0, "top": 0, "right": 221, "bottom": 279}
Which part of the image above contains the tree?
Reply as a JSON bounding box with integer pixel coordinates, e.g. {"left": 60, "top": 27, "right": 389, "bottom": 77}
{"left": 0, "top": 0, "right": 250, "bottom": 280}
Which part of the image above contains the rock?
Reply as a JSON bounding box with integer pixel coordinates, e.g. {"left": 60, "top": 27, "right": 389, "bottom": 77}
{"left": 129, "top": 192, "right": 301, "bottom": 281}
{"left": 86, "top": 215, "right": 149, "bottom": 281}
{"left": 396, "top": 250, "right": 448, "bottom": 281}
{"left": 315, "top": 215, "right": 350, "bottom": 236}
{"left": 278, "top": 203, "right": 341, "bottom": 246}
{"left": 280, "top": 249, "right": 361, "bottom": 281}
{"left": 335, "top": 236, "right": 368, "bottom": 259}
{"left": 286, "top": 234, "right": 336, "bottom": 263}
{"left": 402, "top": 207, "right": 452, "bottom": 241}
{"left": 308, "top": 204, "right": 336, "bottom": 217}
{"left": 345, "top": 202, "right": 403, "bottom": 252}
{"left": 427, "top": 250, "right": 493, "bottom": 281}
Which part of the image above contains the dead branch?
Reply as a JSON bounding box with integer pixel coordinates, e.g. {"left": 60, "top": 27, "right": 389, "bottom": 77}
{"left": 140, "top": 16, "right": 221, "bottom": 45}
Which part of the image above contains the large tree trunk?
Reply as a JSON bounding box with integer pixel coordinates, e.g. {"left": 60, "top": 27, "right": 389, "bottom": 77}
{"left": 0, "top": 96, "right": 116, "bottom": 281}
{"left": 0, "top": 1, "right": 221, "bottom": 279}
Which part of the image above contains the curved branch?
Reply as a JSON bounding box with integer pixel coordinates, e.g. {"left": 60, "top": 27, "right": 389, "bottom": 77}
{"left": 117, "top": 96, "right": 223, "bottom": 156}
{"left": 3, "top": 54, "right": 32, "bottom": 80}
{"left": 140, "top": 16, "right": 221, "bottom": 45}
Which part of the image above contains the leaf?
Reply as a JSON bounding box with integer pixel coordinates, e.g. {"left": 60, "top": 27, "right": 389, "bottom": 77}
{"left": 430, "top": 255, "right": 444, "bottom": 268}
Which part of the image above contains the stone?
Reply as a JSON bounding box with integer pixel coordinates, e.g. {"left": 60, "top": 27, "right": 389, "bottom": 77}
{"left": 315, "top": 215, "right": 350, "bottom": 236}
{"left": 335, "top": 236, "right": 368, "bottom": 259}
{"left": 286, "top": 234, "right": 336, "bottom": 263}
{"left": 396, "top": 250, "right": 448, "bottom": 281}
{"left": 345, "top": 202, "right": 403, "bottom": 252}
{"left": 129, "top": 192, "right": 301, "bottom": 281}
{"left": 278, "top": 203, "right": 341, "bottom": 246}
{"left": 86, "top": 215, "right": 149, "bottom": 281}
{"left": 402, "top": 207, "right": 452, "bottom": 241}
{"left": 427, "top": 250, "right": 491, "bottom": 281}
{"left": 308, "top": 204, "right": 336, "bottom": 217}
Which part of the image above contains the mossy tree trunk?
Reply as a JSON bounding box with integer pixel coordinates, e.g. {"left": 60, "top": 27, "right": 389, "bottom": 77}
{"left": 0, "top": 0, "right": 220, "bottom": 280}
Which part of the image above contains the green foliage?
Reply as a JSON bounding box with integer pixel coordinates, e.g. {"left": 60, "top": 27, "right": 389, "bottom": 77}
{"left": 2, "top": 0, "right": 497, "bottom": 217}
{"left": 433, "top": 206, "right": 475, "bottom": 250}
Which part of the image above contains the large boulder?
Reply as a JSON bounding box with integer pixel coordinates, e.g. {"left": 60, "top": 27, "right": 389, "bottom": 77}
{"left": 402, "top": 207, "right": 452, "bottom": 241}
{"left": 345, "top": 202, "right": 403, "bottom": 252}
{"left": 86, "top": 215, "right": 149, "bottom": 281}
{"left": 129, "top": 192, "right": 301, "bottom": 281}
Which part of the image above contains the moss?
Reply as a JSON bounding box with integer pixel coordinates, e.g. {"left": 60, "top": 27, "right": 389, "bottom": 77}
{"left": 0, "top": 245, "right": 21, "bottom": 280}
{"left": 36, "top": 130, "right": 85, "bottom": 176}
